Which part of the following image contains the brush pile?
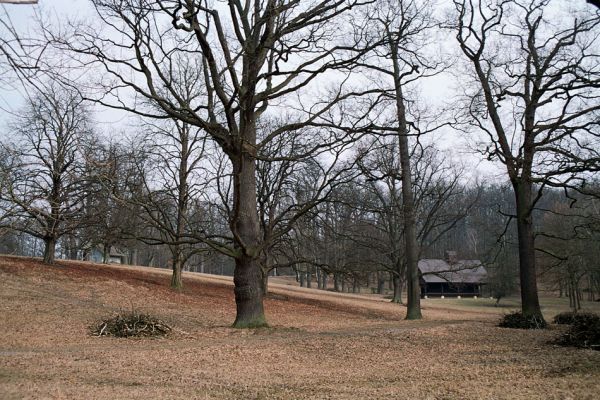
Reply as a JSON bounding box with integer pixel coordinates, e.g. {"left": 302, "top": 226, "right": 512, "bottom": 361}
{"left": 92, "top": 311, "right": 171, "bottom": 338}
{"left": 498, "top": 311, "right": 547, "bottom": 329}
{"left": 556, "top": 312, "right": 600, "bottom": 351}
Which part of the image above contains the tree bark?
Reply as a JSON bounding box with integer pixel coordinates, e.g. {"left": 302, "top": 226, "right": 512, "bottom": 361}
{"left": 261, "top": 269, "right": 269, "bottom": 295}
{"left": 377, "top": 271, "right": 386, "bottom": 294}
{"left": 171, "top": 253, "right": 183, "bottom": 290}
{"left": 513, "top": 179, "right": 543, "bottom": 318}
{"left": 392, "top": 275, "right": 403, "bottom": 303}
{"left": 43, "top": 236, "right": 56, "bottom": 264}
{"left": 102, "top": 243, "right": 110, "bottom": 264}
{"left": 231, "top": 152, "right": 266, "bottom": 328}
{"left": 171, "top": 127, "right": 189, "bottom": 290}
{"left": 321, "top": 272, "right": 328, "bottom": 290}
{"left": 334, "top": 273, "right": 341, "bottom": 292}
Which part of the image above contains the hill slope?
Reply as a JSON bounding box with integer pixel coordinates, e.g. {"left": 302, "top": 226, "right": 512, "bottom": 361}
{"left": 0, "top": 256, "right": 598, "bottom": 399}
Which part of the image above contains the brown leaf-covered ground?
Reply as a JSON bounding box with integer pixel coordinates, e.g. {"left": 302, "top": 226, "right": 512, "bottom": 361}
{"left": 1, "top": 255, "right": 599, "bottom": 399}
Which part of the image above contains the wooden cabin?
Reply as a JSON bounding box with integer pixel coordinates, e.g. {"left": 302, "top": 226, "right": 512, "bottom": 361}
{"left": 419, "top": 251, "right": 487, "bottom": 298}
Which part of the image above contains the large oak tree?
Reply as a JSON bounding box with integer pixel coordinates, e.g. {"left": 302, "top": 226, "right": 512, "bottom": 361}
{"left": 59, "top": 0, "right": 377, "bottom": 327}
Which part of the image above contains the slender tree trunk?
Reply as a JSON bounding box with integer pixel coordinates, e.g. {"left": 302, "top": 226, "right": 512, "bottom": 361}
{"left": 390, "top": 39, "right": 421, "bottom": 320}
{"left": 559, "top": 279, "right": 564, "bottom": 298}
{"left": 171, "top": 128, "right": 189, "bottom": 290}
{"left": 306, "top": 267, "right": 312, "bottom": 289}
{"left": 513, "top": 179, "right": 543, "bottom": 319}
{"left": 43, "top": 236, "right": 56, "bottom": 264}
{"left": 68, "top": 236, "right": 78, "bottom": 260}
{"left": 102, "top": 243, "right": 110, "bottom": 264}
{"left": 377, "top": 272, "right": 386, "bottom": 294}
{"left": 230, "top": 151, "right": 266, "bottom": 328}
{"left": 352, "top": 276, "right": 359, "bottom": 293}
{"left": 321, "top": 273, "right": 328, "bottom": 290}
{"left": 316, "top": 268, "right": 322, "bottom": 289}
{"left": 261, "top": 268, "right": 269, "bottom": 295}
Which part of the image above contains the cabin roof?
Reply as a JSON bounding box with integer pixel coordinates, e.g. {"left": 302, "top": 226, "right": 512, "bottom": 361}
{"left": 418, "top": 259, "right": 487, "bottom": 284}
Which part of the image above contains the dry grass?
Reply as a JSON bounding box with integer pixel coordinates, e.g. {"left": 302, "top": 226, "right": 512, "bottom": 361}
{"left": 0, "top": 255, "right": 599, "bottom": 399}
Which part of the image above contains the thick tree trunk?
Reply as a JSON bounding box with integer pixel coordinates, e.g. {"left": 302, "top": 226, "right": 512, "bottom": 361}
{"left": 299, "top": 271, "right": 306, "bottom": 287}
{"left": 334, "top": 273, "right": 341, "bottom": 292}
{"left": 513, "top": 180, "right": 543, "bottom": 319}
{"left": 306, "top": 267, "right": 312, "bottom": 289}
{"left": 321, "top": 272, "right": 328, "bottom": 290}
{"left": 67, "top": 236, "right": 78, "bottom": 260}
{"left": 130, "top": 249, "right": 138, "bottom": 266}
{"left": 43, "top": 236, "right": 56, "bottom": 264}
{"left": 231, "top": 152, "right": 266, "bottom": 328}
{"left": 171, "top": 253, "right": 183, "bottom": 290}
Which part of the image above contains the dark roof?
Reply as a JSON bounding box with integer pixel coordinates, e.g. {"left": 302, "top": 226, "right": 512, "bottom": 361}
{"left": 418, "top": 259, "right": 487, "bottom": 284}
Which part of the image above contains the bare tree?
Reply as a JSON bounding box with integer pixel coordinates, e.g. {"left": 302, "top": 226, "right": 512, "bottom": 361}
{"left": 125, "top": 118, "right": 210, "bottom": 289}
{"left": 56, "top": 0, "right": 379, "bottom": 327}
{"left": 452, "top": 0, "right": 600, "bottom": 321}
{"left": 0, "top": 83, "right": 93, "bottom": 264}
{"left": 354, "top": 0, "right": 448, "bottom": 318}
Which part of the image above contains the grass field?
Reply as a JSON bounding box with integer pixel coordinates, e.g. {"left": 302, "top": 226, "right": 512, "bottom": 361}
{"left": 421, "top": 295, "right": 600, "bottom": 319}
{"left": 1, "top": 255, "right": 599, "bottom": 399}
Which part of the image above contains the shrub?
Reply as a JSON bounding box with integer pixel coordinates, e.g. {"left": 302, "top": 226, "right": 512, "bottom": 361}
{"left": 553, "top": 311, "right": 598, "bottom": 325}
{"left": 92, "top": 311, "right": 172, "bottom": 338}
{"left": 498, "top": 311, "right": 547, "bottom": 329}
{"left": 557, "top": 313, "right": 600, "bottom": 351}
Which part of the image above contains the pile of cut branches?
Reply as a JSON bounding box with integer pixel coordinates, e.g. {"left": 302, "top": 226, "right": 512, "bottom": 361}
{"left": 556, "top": 312, "right": 600, "bottom": 351}
{"left": 92, "top": 311, "right": 171, "bottom": 338}
{"left": 553, "top": 311, "right": 597, "bottom": 325}
{"left": 498, "top": 311, "right": 547, "bottom": 329}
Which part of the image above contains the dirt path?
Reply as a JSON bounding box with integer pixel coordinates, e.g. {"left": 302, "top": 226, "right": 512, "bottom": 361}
{"left": 1, "top": 256, "right": 598, "bottom": 400}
